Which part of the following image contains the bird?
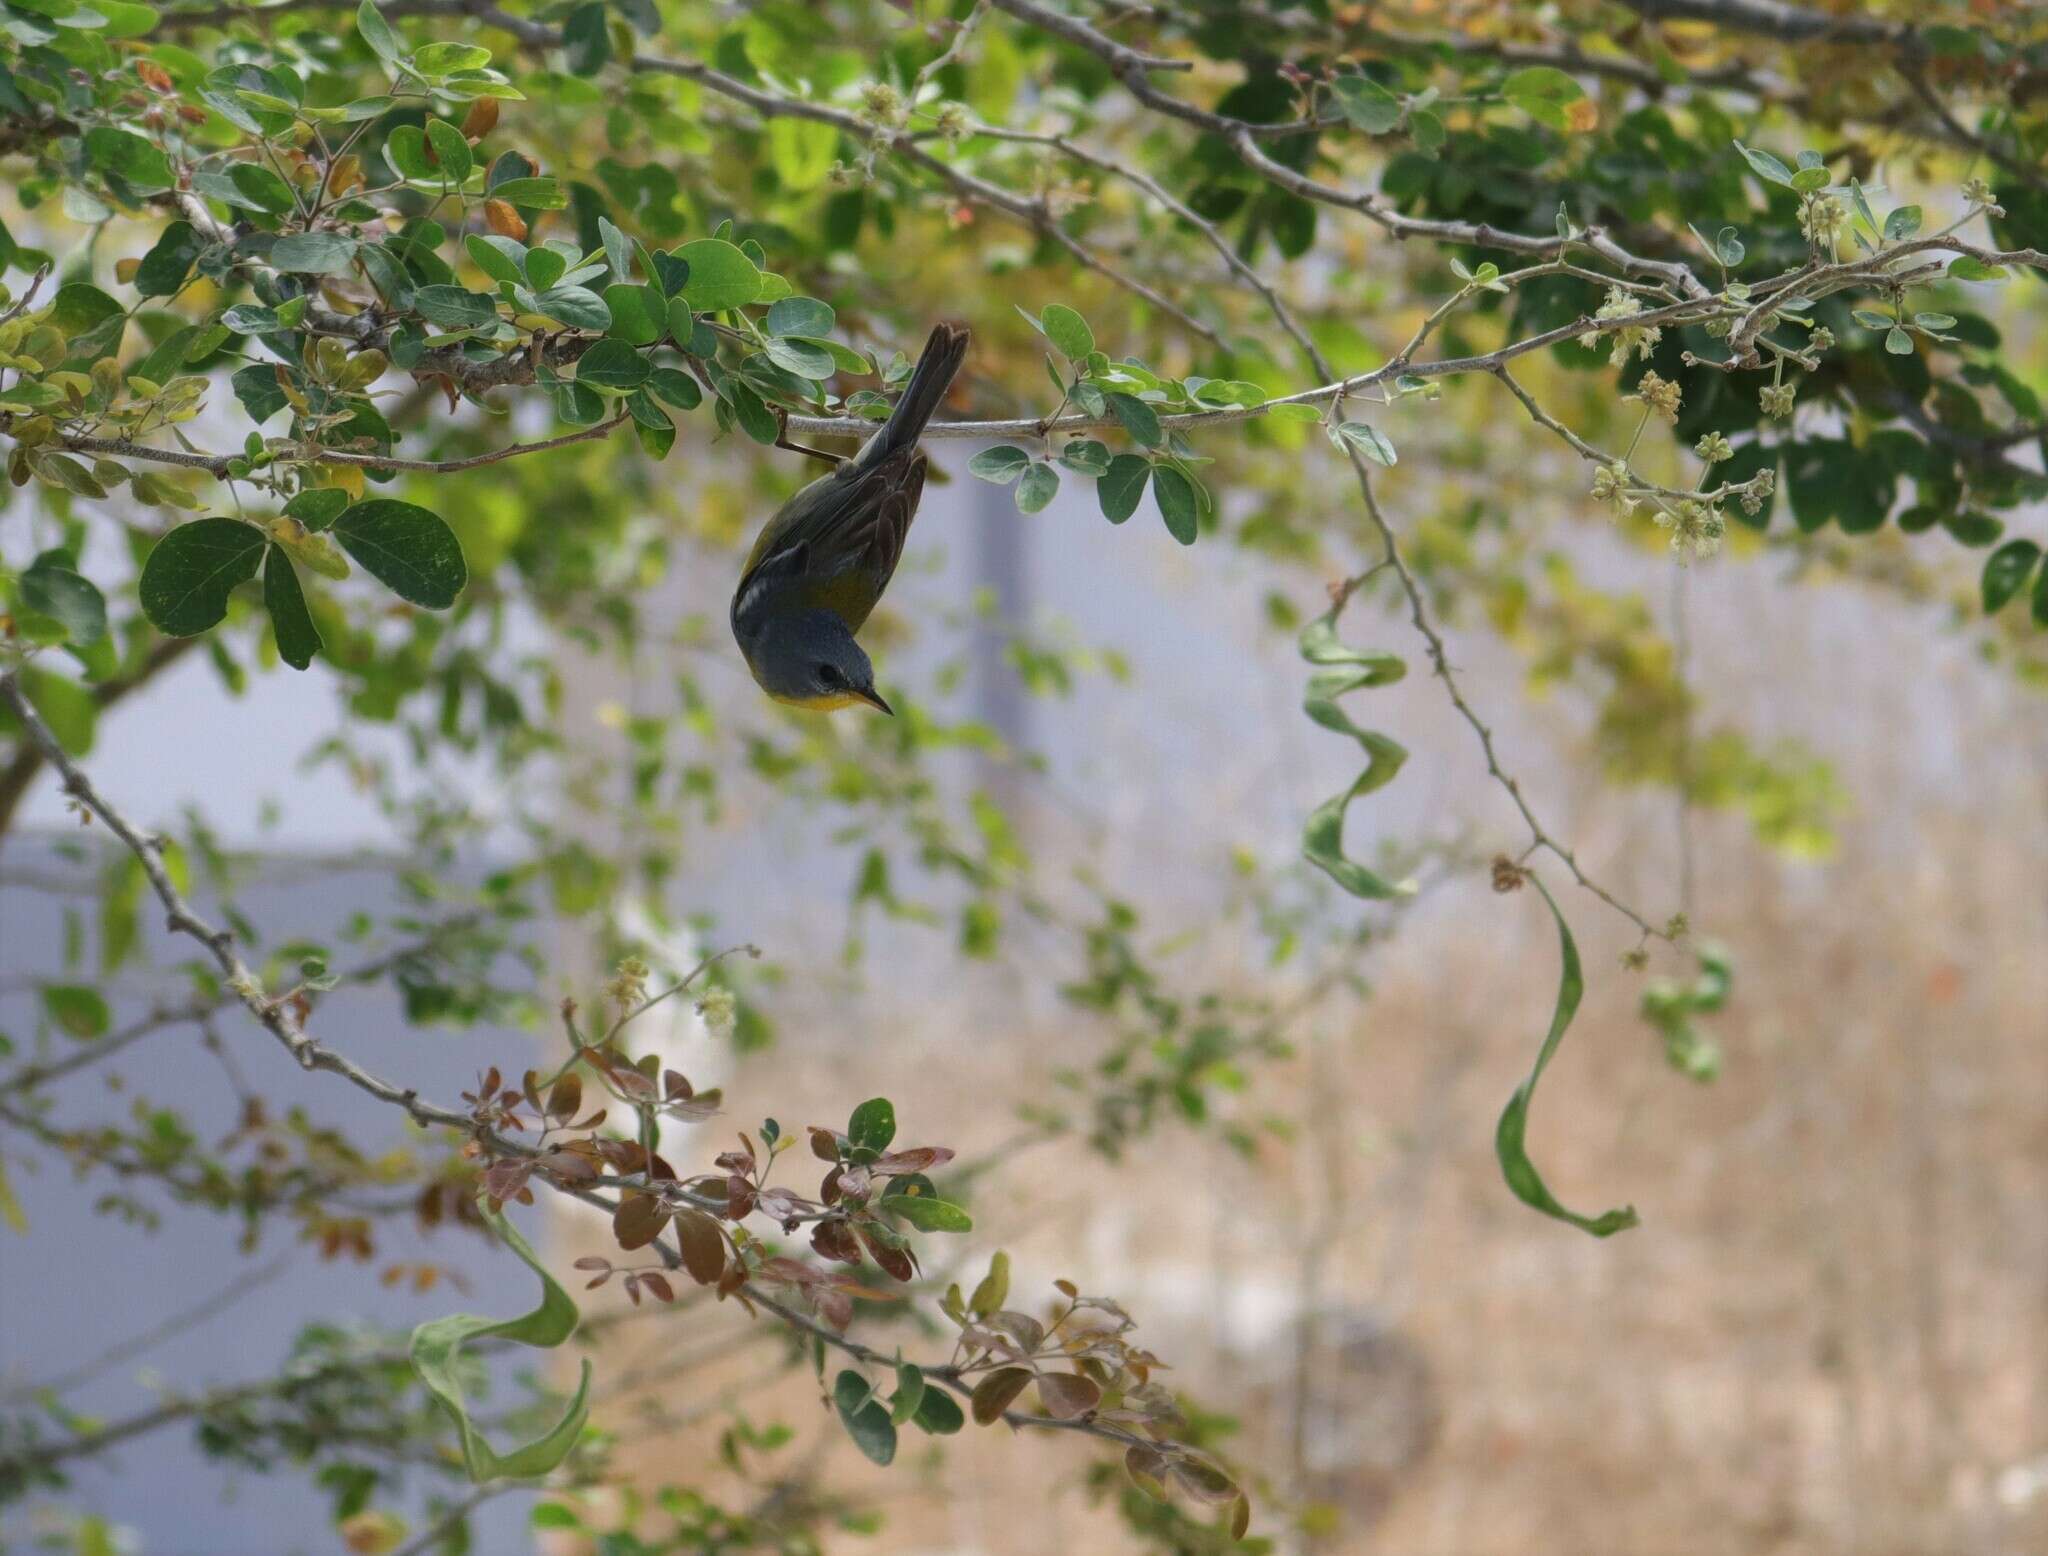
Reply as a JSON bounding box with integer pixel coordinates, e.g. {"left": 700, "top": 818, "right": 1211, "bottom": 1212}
{"left": 730, "top": 321, "right": 971, "bottom": 715}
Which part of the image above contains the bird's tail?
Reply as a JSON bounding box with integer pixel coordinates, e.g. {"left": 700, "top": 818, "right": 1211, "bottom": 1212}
{"left": 864, "top": 322, "right": 970, "bottom": 463}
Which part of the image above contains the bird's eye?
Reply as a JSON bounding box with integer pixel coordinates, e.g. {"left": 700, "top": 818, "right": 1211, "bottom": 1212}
{"left": 817, "top": 662, "right": 841, "bottom": 687}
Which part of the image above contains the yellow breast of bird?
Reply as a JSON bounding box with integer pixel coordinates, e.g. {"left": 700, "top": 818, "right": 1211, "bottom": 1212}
{"left": 770, "top": 689, "right": 866, "bottom": 711}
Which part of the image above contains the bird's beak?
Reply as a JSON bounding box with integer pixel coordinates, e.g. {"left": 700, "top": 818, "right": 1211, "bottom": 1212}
{"left": 856, "top": 686, "right": 894, "bottom": 716}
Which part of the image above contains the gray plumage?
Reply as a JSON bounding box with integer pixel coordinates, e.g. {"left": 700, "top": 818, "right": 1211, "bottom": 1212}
{"left": 731, "top": 322, "right": 970, "bottom": 713}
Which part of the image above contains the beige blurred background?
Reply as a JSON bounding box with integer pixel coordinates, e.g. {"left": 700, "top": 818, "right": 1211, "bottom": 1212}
{"left": 531, "top": 393, "right": 2048, "bottom": 1554}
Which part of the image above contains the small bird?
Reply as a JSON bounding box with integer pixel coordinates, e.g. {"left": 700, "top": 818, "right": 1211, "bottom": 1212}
{"left": 731, "top": 322, "right": 971, "bottom": 715}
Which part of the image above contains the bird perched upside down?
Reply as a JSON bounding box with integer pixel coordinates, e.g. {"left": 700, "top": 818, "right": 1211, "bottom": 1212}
{"left": 730, "top": 322, "right": 971, "bottom": 715}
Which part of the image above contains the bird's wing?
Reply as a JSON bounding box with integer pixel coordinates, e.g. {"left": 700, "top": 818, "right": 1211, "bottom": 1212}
{"left": 735, "top": 445, "right": 926, "bottom": 634}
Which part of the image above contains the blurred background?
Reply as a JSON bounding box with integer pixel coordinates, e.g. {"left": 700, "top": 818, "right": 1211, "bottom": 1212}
{"left": 10, "top": 422, "right": 2048, "bottom": 1553}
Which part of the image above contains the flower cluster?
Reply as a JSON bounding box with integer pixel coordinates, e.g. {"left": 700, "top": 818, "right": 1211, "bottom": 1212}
{"left": 1596, "top": 285, "right": 1662, "bottom": 368}
{"left": 1760, "top": 382, "right": 1797, "bottom": 418}
{"left": 1799, "top": 192, "right": 1845, "bottom": 249}
{"left": 1656, "top": 500, "right": 1726, "bottom": 563}
{"left": 1635, "top": 370, "right": 1683, "bottom": 423}
{"left": 1694, "top": 431, "right": 1733, "bottom": 464}
{"left": 1590, "top": 461, "right": 1638, "bottom": 518}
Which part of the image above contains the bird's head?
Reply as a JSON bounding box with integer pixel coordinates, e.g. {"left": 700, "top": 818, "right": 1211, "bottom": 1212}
{"left": 751, "top": 609, "right": 893, "bottom": 715}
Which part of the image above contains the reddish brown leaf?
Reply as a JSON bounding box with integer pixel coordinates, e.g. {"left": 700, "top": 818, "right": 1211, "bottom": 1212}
{"left": 1125, "top": 1445, "right": 1170, "bottom": 1501}
{"left": 873, "top": 1146, "right": 955, "bottom": 1175}
{"left": 461, "top": 96, "right": 499, "bottom": 139}
{"left": 970, "top": 1367, "right": 1033, "bottom": 1425}
{"left": 809, "top": 1127, "right": 840, "bottom": 1162}
{"left": 814, "top": 1285, "right": 854, "bottom": 1331}
{"left": 857, "top": 1225, "right": 915, "bottom": 1283}
{"left": 810, "top": 1218, "right": 862, "bottom": 1266}
{"left": 612, "top": 1192, "right": 668, "bottom": 1251}
{"left": 755, "top": 1256, "right": 821, "bottom": 1287}
{"left": 673, "top": 1207, "right": 726, "bottom": 1285}
{"left": 1036, "top": 1372, "right": 1101, "bottom": 1421}
{"left": 724, "top": 1175, "right": 757, "bottom": 1220}
{"left": 639, "top": 1271, "right": 675, "bottom": 1303}
{"left": 544, "top": 1072, "right": 582, "bottom": 1121}
{"left": 136, "top": 59, "right": 174, "bottom": 92}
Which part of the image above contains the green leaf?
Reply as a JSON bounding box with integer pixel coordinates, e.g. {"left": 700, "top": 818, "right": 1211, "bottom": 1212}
{"left": 967, "top": 445, "right": 1030, "bottom": 484}
{"left": 1107, "top": 392, "right": 1162, "bottom": 448}
{"left": 139, "top": 518, "right": 266, "bottom": 635}
{"left": 40, "top": 983, "right": 109, "bottom": 1040}
{"left": 886, "top": 1195, "right": 973, "bottom": 1233}
{"left": 465, "top": 233, "right": 526, "bottom": 289}
{"left": 1299, "top": 612, "right": 1412, "bottom": 900}
{"left": 576, "top": 338, "right": 649, "bottom": 391}
{"left": 485, "top": 177, "right": 567, "bottom": 209}
{"left": 263, "top": 549, "right": 321, "bottom": 670}
{"left": 1944, "top": 509, "right": 2003, "bottom": 548}
{"left": 765, "top": 296, "right": 835, "bottom": 339}
{"left": 1789, "top": 165, "right": 1830, "bottom": 194}
{"left": 1016, "top": 461, "right": 1060, "bottom": 514}
{"left": 533, "top": 286, "right": 610, "bottom": 330}
{"left": 228, "top": 162, "right": 296, "bottom": 215}
{"left": 1948, "top": 256, "right": 2008, "bottom": 282}
{"left": 1331, "top": 72, "right": 1401, "bottom": 133}
{"left": 425, "top": 118, "right": 473, "bottom": 186}
{"left": 675, "top": 238, "right": 761, "bottom": 312}
{"left": 411, "top": 1207, "right": 592, "bottom": 1482}
{"left": 1884, "top": 326, "right": 1914, "bottom": 355}
{"left": 1501, "top": 66, "right": 1587, "bottom": 130}
{"left": 1040, "top": 304, "right": 1094, "bottom": 360}
{"left": 1264, "top": 402, "right": 1323, "bottom": 423}
{"left": 912, "top": 1386, "right": 964, "bottom": 1435}
{"left": 332, "top": 499, "right": 468, "bottom": 608}
{"left": 413, "top": 41, "right": 492, "bottom": 75}
{"left": 832, "top": 1371, "right": 897, "bottom": 1467}
{"left": 2036, "top": 557, "right": 2048, "bottom": 628}
{"left": 1883, "top": 204, "right": 1923, "bottom": 241}
{"left": 1097, "top": 453, "right": 1148, "bottom": 523}
{"left": 597, "top": 216, "right": 632, "bottom": 284}
{"left": 415, "top": 285, "right": 500, "bottom": 329}
{"left": 285, "top": 488, "right": 350, "bottom": 531}
{"left": 1495, "top": 875, "right": 1640, "bottom": 1237}
{"left": 1151, "top": 463, "right": 1197, "bottom": 544}
{"left": 357, "top": 0, "right": 403, "bottom": 61}
{"left": 84, "top": 127, "right": 173, "bottom": 193}
{"left": 1335, "top": 420, "right": 1397, "bottom": 466}
{"left": 889, "top": 1364, "right": 928, "bottom": 1425}
{"left": 269, "top": 233, "right": 358, "bottom": 275}
{"left": 764, "top": 335, "right": 834, "bottom": 379}
{"left": 646, "top": 368, "right": 702, "bottom": 411}
{"left": 1057, "top": 438, "right": 1110, "bottom": 475}
{"left": 562, "top": 2, "right": 610, "bottom": 75}
{"left": 21, "top": 557, "right": 106, "bottom": 646}
{"left": 723, "top": 381, "right": 779, "bottom": 444}
{"left": 847, "top": 1097, "right": 896, "bottom": 1153}
{"left": 19, "top": 668, "right": 97, "bottom": 755}
{"left": 1983, "top": 541, "right": 2040, "bottom": 615}
{"left": 86, "top": 1, "right": 159, "bottom": 37}
{"left": 134, "top": 221, "right": 204, "bottom": 298}
{"left": 1732, "top": 139, "right": 1793, "bottom": 187}
{"left": 602, "top": 283, "right": 664, "bottom": 345}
